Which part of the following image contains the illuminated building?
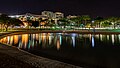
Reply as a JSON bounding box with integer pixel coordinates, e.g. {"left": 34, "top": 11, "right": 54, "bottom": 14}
{"left": 67, "top": 15, "right": 78, "bottom": 19}
{"left": 42, "top": 11, "right": 64, "bottom": 20}
{"left": 42, "top": 11, "right": 55, "bottom": 19}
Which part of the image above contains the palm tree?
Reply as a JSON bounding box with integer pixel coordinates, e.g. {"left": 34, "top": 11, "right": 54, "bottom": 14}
{"left": 81, "top": 15, "right": 91, "bottom": 29}
{"left": 59, "top": 18, "right": 69, "bottom": 29}
{"left": 94, "top": 16, "right": 103, "bottom": 28}
{"left": 107, "top": 17, "right": 119, "bottom": 29}
{"left": 70, "top": 16, "right": 82, "bottom": 27}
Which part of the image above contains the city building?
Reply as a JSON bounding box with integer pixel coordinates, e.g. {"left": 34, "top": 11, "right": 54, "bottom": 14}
{"left": 8, "top": 11, "right": 64, "bottom": 26}
{"left": 67, "top": 15, "right": 77, "bottom": 19}
{"left": 9, "top": 13, "right": 41, "bottom": 21}
{"left": 41, "top": 11, "right": 54, "bottom": 19}
{"left": 54, "top": 12, "right": 64, "bottom": 19}
{"left": 41, "top": 11, "right": 64, "bottom": 20}
{"left": 41, "top": 11, "right": 64, "bottom": 24}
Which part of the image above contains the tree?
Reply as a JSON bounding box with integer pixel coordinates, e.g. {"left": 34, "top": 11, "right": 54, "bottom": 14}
{"left": 0, "top": 14, "right": 23, "bottom": 31}
{"left": 94, "top": 16, "right": 103, "bottom": 28}
{"left": 70, "top": 16, "right": 82, "bottom": 27}
{"left": 101, "top": 21, "right": 112, "bottom": 28}
{"left": 0, "top": 14, "right": 10, "bottom": 31}
{"left": 59, "top": 18, "right": 69, "bottom": 29}
{"left": 107, "top": 17, "right": 119, "bottom": 29}
{"left": 81, "top": 15, "right": 91, "bottom": 28}
{"left": 31, "top": 21, "right": 39, "bottom": 27}
{"left": 9, "top": 18, "right": 23, "bottom": 27}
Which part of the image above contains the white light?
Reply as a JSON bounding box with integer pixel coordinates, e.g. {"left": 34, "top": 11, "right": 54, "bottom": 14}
{"left": 9, "top": 16, "right": 15, "bottom": 18}
{"left": 92, "top": 20, "right": 94, "bottom": 23}
{"left": 72, "top": 36, "right": 75, "bottom": 47}
{"left": 92, "top": 35, "right": 95, "bottom": 47}
{"left": 71, "top": 33, "right": 77, "bottom": 37}
{"left": 112, "top": 35, "right": 115, "bottom": 45}
{"left": 16, "top": 15, "right": 20, "bottom": 18}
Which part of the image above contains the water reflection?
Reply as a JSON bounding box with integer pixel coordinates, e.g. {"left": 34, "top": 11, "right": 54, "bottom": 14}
{"left": 112, "top": 34, "right": 115, "bottom": 45}
{"left": 1, "top": 33, "right": 120, "bottom": 67}
{"left": 92, "top": 35, "right": 95, "bottom": 47}
{"left": 72, "top": 36, "right": 75, "bottom": 47}
{"left": 22, "top": 34, "right": 28, "bottom": 48}
{"left": 119, "top": 35, "right": 120, "bottom": 42}
{"left": 57, "top": 37, "right": 60, "bottom": 50}
{"left": 10, "top": 36, "right": 13, "bottom": 45}
{"left": 14, "top": 35, "right": 19, "bottom": 44}
{"left": 0, "top": 33, "right": 120, "bottom": 50}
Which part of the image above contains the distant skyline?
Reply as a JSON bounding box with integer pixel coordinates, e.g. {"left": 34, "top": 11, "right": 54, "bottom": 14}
{"left": 0, "top": 0, "right": 120, "bottom": 17}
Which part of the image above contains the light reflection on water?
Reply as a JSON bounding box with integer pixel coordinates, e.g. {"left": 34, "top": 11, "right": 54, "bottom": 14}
{"left": 1, "top": 33, "right": 120, "bottom": 67}
{"left": 92, "top": 35, "right": 95, "bottom": 47}
{"left": 0, "top": 33, "right": 120, "bottom": 50}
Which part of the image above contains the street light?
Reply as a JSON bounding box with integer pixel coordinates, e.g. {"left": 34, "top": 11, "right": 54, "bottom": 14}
{"left": 92, "top": 20, "right": 95, "bottom": 32}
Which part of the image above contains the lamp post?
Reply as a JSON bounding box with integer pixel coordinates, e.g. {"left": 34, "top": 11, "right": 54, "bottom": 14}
{"left": 92, "top": 20, "right": 95, "bottom": 33}
{"left": 92, "top": 20, "right": 94, "bottom": 26}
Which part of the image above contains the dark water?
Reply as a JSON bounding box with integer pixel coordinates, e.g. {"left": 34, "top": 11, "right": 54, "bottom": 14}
{"left": 1, "top": 33, "right": 120, "bottom": 68}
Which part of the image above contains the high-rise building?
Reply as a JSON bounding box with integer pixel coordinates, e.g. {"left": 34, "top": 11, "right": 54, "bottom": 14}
{"left": 41, "top": 11, "right": 54, "bottom": 19}
{"left": 42, "top": 11, "right": 64, "bottom": 20}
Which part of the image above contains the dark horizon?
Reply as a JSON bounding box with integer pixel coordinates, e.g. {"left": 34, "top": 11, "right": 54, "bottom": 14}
{"left": 0, "top": 0, "right": 120, "bottom": 17}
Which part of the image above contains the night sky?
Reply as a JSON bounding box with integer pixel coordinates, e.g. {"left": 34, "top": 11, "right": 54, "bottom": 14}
{"left": 0, "top": 0, "right": 120, "bottom": 17}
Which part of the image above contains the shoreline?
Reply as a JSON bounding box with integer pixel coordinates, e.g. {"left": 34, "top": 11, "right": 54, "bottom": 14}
{"left": 0, "top": 30, "right": 82, "bottom": 68}
{"left": 0, "top": 43, "right": 81, "bottom": 68}
{"left": 0, "top": 29, "right": 120, "bottom": 68}
{"left": 1, "top": 29, "right": 120, "bottom": 35}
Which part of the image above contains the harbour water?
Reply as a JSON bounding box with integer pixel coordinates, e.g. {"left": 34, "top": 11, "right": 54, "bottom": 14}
{"left": 0, "top": 33, "right": 120, "bottom": 68}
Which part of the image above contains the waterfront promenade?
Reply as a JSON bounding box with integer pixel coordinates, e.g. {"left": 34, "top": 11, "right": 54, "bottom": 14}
{"left": 0, "top": 29, "right": 120, "bottom": 68}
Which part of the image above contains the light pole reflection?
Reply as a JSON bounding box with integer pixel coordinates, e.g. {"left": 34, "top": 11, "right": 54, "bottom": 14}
{"left": 118, "top": 34, "right": 120, "bottom": 42}
{"left": 59, "top": 35, "right": 62, "bottom": 45}
{"left": 71, "top": 33, "right": 76, "bottom": 47}
{"left": 107, "top": 35, "right": 110, "bottom": 40}
{"left": 10, "top": 36, "right": 13, "bottom": 45}
{"left": 92, "top": 35, "right": 95, "bottom": 47}
{"left": 22, "top": 34, "right": 28, "bottom": 49}
{"left": 112, "top": 34, "right": 115, "bottom": 45}
{"left": 14, "top": 35, "right": 18, "bottom": 44}
{"left": 72, "top": 36, "right": 75, "bottom": 47}
{"left": 7, "top": 36, "right": 10, "bottom": 44}
{"left": 57, "top": 38, "right": 60, "bottom": 50}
